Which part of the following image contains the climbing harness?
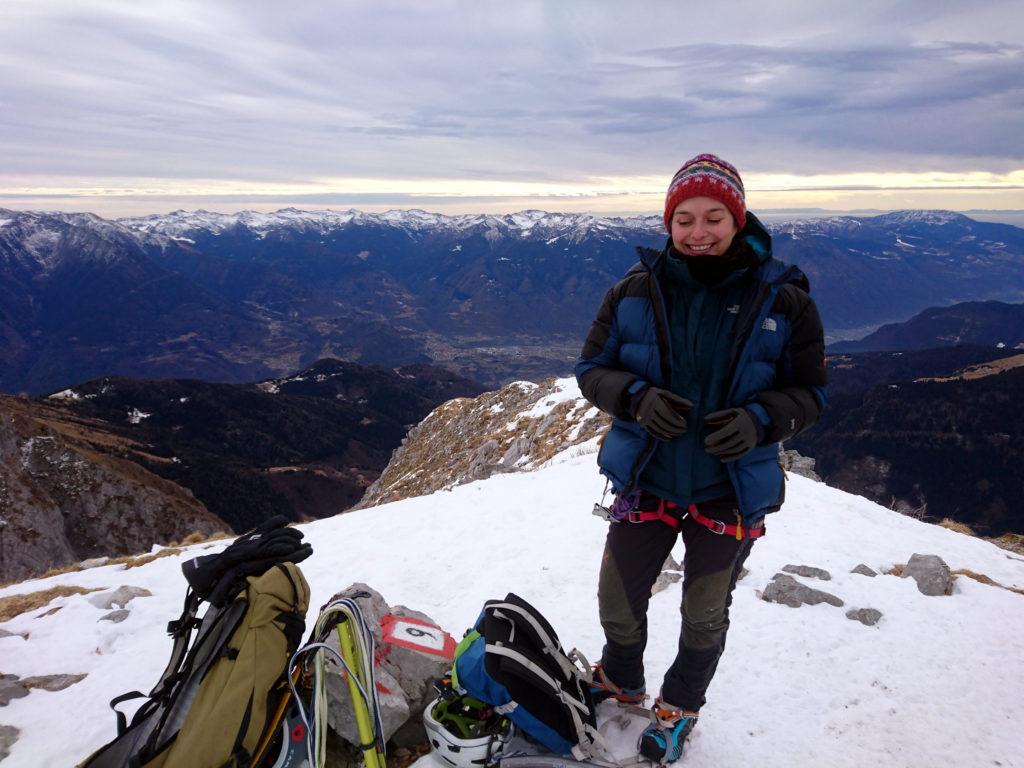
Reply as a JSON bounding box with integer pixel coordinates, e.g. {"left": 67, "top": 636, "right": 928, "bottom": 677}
{"left": 594, "top": 485, "right": 764, "bottom": 540}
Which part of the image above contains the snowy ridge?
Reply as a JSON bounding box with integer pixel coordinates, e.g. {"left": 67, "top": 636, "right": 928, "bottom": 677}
{"left": 0, "top": 209, "right": 129, "bottom": 240}
{"left": 1, "top": 426, "right": 1023, "bottom": 766}
{"left": 871, "top": 210, "right": 973, "bottom": 226}
{"left": 2, "top": 207, "right": 995, "bottom": 255}
{"left": 117, "top": 207, "right": 665, "bottom": 241}
{"left": 0, "top": 209, "right": 146, "bottom": 270}
{"left": 116, "top": 207, "right": 990, "bottom": 244}
{"left": 118, "top": 207, "right": 363, "bottom": 237}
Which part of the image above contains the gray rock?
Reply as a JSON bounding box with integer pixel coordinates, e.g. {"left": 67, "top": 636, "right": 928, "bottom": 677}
{"left": 20, "top": 673, "right": 87, "bottom": 692}
{"left": 0, "top": 724, "right": 19, "bottom": 761}
{"left": 846, "top": 608, "right": 883, "bottom": 626}
{"left": 651, "top": 555, "right": 682, "bottom": 595}
{"left": 738, "top": 567, "right": 750, "bottom": 581}
{"left": 323, "top": 584, "right": 455, "bottom": 749}
{"left": 501, "top": 437, "right": 534, "bottom": 467}
{"left": 326, "top": 656, "right": 409, "bottom": 749}
{"left": 779, "top": 448, "right": 821, "bottom": 481}
{"left": 0, "top": 629, "right": 28, "bottom": 640}
{"left": 79, "top": 557, "right": 110, "bottom": 570}
{"left": 88, "top": 586, "right": 153, "bottom": 610}
{"left": 762, "top": 573, "right": 844, "bottom": 608}
{"left": 99, "top": 609, "right": 130, "bottom": 623}
{"left": 901, "top": 554, "right": 953, "bottom": 596}
{"left": 851, "top": 564, "right": 878, "bottom": 577}
{"left": 387, "top": 605, "right": 456, "bottom": 727}
{"left": 0, "top": 676, "right": 28, "bottom": 707}
{"left": 782, "top": 564, "right": 831, "bottom": 580}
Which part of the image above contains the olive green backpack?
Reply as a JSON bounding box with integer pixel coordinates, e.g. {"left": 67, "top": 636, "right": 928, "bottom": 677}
{"left": 80, "top": 517, "right": 312, "bottom": 768}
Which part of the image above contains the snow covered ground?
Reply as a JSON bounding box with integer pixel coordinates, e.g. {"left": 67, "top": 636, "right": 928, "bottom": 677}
{"left": 2, "top": 444, "right": 1024, "bottom": 767}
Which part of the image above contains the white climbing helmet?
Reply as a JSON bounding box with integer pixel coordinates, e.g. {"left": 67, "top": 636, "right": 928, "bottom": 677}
{"left": 423, "top": 693, "right": 513, "bottom": 768}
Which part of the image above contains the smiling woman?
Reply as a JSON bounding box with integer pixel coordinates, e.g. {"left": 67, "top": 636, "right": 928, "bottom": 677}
{"left": 575, "top": 152, "right": 828, "bottom": 764}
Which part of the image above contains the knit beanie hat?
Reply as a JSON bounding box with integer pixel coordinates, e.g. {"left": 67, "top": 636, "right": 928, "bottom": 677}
{"left": 663, "top": 154, "right": 746, "bottom": 232}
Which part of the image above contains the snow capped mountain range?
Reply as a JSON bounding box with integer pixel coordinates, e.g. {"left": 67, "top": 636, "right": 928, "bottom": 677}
{"left": 4, "top": 206, "right": 1017, "bottom": 278}
{"left": 116, "top": 208, "right": 662, "bottom": 242}
{"left": 3, "top": 205, "right": 1024, "bottom": 395}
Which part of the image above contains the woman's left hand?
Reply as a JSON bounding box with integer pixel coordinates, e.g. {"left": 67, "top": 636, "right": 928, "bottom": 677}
{"left": 703, "top": 408, "right": 760, "bottom": 462}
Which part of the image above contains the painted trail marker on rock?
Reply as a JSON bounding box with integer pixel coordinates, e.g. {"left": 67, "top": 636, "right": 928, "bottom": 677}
{"left": 381, "top": 613, "right": 456, "bottom": 658}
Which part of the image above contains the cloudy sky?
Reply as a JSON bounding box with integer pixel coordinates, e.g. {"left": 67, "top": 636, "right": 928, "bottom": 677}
{"left": 2, "top": 0, "right": 1022, "bottom": 217}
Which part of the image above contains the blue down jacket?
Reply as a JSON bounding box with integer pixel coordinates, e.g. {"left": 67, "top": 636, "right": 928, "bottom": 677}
{"left": 575, "top": 214, "right": 827, "bottom": 524}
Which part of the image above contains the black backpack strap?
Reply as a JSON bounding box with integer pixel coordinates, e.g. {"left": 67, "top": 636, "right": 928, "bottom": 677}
{"left": 142, "top": 598, "right": 249, "bottom": 757}
{"left": 150, "top": 589, "right": 203, "bottom": 700}
{"left": 110, "top": 692, "right": 147, "bottom": 735}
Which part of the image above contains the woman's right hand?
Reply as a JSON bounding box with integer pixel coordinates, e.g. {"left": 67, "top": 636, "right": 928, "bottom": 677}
{"left": 633, "top": 387, "right": 693, "bottom": 441}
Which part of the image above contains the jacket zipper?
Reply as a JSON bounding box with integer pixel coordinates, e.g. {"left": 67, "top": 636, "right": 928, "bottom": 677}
{"left": 625, "top": 255, "right": 673, "bottom": 491}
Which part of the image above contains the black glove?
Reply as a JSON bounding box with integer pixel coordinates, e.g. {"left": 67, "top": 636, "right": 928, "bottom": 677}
{"left": 633, "top": 387, "right": 693, "bottom": 441}
{"left": 703, "top": 408, "right": 760, "bottom": 462}
{"left": 182, "top": 515, "right": 312, "bottom": 606}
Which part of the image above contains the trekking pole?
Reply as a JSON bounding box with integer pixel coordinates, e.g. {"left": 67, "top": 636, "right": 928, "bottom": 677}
{"left": 336, "top": 616, "right": 385, "bottom": 768}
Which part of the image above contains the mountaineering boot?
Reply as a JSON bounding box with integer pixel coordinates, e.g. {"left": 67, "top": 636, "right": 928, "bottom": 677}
{"left": 638, "top": 698, "right": 697, "bottom": 764}
{"left": 589, "top": 663, "right": 647, "bottom": 705}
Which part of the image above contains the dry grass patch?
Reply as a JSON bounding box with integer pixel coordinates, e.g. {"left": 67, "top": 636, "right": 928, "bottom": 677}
{"left": 939, "top": 518, "right": 975, "bottom": 536}
{"left": 0, "top": 585, "right": 102, "bottom": 622}
{"left": 170, "top": 530, "right": 231, "bottom": 547}
{"left": 104, "top": 547, "right": 183, "bottom": 570}
{"left": 37, "top": 561, "right": 93, "bottom": 580}
{"left": 952, "top": 568, "right": 1024, "bottom": 596}
{"left": 105, "top": 530, "right": 232, "bottom": 570}
{"left": 884, "top": 564, "right": 905, "bottom": 577}
{"left": 993, "top": 533, "right": 1024, "bottom": 556}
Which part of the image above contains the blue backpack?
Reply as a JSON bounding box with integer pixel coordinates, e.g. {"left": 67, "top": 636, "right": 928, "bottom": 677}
{"left": 451, "top": 593, "right": 602, "bottom": 758}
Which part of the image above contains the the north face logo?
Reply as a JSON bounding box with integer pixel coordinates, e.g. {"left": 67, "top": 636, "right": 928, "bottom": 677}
{"left": 762, "top": 317, "right": 778, "bottom": 332}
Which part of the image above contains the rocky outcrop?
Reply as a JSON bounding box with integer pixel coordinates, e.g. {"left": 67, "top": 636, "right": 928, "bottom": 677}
{"left": 762, "top": 573, "right": 845, "bottom": 608}
{"left": 357, "top": 378, "right": 609, "bottom": 507}
{"left": 0, "top": 673, "right": 86, "bottom": 711}
{"left": 87, "top": 586, "right": 153, "bottom": 610}
{"left": 0, "top": 724, "right": 18, "bottom": 761}
{"left": 779, "top": 449, "right": 821, "bottom": 481}
{"left": 846, "top": 608, "right": 883, "bottom": 626}
{"left": 782, "top": 564, "right": 831, "bottom": 580}
{"left": 651, "top": 555, "right": 683, "bottom": 595}
{"left": 0, "top": 397, "right": 223, "bottom": 581}
{"left": 0, "top": 676, "right": 28, "bottom": 707}
{"left": 902, "top": 554, "right": 954, "bottom": 596}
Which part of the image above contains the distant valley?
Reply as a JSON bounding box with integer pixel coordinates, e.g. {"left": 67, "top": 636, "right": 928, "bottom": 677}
{"left": 2, "top": 207, "right": 1023, "bottom": 394}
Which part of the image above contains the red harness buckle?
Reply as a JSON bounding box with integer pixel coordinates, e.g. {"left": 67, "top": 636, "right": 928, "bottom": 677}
{"left": 624, "top": 495, "right": 682, "bottom": 529}
{"left": 624, "top": 495, "right": 765, "bottom": 539}
{"left": 686, "top": 503, "right": 765, "bottom": 539}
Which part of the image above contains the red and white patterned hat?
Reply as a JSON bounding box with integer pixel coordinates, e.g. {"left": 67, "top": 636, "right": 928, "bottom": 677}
{"left": 663, "top": 154, "right": 746, "bottom": 232}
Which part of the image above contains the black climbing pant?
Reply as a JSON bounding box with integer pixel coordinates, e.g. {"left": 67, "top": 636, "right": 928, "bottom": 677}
{"left": 597, "top": 495, "right": 758, "bottom": 712}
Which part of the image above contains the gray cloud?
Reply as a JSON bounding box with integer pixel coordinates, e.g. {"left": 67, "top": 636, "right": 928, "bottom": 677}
{"left": 0, "top": 0, "right": 1022, "bottom": 199}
